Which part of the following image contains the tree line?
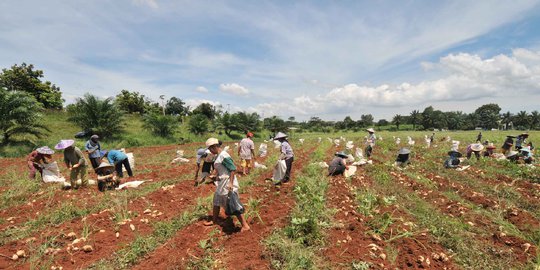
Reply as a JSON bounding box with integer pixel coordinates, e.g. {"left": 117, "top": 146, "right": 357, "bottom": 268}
{"left": 1, "top": 62, "right": 539, "bottom": 146}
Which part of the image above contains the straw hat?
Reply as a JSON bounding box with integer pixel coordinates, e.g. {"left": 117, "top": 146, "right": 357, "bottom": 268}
{"left": 36, "top": 146, "right": 55, "bottom": 155}
{"left": 506, "top": 135, "right": 516, "bottom": 138}
{"left": 398, "top": 148, "right": 411, "bottom": 155}
{"left": 273, "top": 132, "right": 288, "bottom": 140}
{"left": 520, "top": 133, "right": 529, "bottom": 137}
{"left": 366, "top": 128, "right": 375, "bottom": 133}
{"left": 335, "top": 151, "right": 348, "bottom": 158}
{"left": 205, "top": 138, "right": 220, "bottom": 147}
{"left": 486, "top": 143, "right": 496, "bottom": 149}
{"left": 470, "top": 144, "right": 484, "bottom": 152}
{"left": 95, "top": 162, "right": 114, "bottom": 174}
{"left": 54, "top": 139, "right": 75, "bottom": 150}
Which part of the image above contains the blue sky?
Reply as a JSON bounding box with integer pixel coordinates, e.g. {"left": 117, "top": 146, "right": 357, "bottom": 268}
{"left": 1, "top": 0, "right": 540, "bottom": 121}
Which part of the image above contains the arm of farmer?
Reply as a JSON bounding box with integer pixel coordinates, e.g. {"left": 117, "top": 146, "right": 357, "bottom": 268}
{"left": 222, "top": 157, "right": 236, "bottom": 190}
{"left": 85, "top": 141, "right": 97, "bottom": 154}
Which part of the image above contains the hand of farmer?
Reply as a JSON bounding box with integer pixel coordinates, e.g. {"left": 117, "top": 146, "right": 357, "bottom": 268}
{"left": 73, "top": 164, "right": 80, "bottom": 169}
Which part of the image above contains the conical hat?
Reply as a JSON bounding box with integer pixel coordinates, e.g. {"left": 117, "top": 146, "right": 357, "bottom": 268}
{"left": 273, "top": 132, "right": 288, "bottom": 140}
{"left": 36, "top": 146, "right": 55, "bottom": 155}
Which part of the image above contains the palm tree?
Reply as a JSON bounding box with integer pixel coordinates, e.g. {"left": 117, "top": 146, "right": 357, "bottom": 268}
{"left": 0, "top": 89, "right": 49, "bottom": 145}
{"left": 409, "top": 110, "right": 420, "bottom": 130}
{"left": 529, "top": 110, "right": 540, "bottom": 130}
{"left": 67, "top": 94, "right": 125, "bottom": 138}
{"left": 500, "top": 111, "right": 512, "bottom": 130}
{"left": 142, "top": 113, "right": 178, "bottom": 137}
{"left": 513, "top": 111, "right": 530, "bottom": 130}
{"left": 392, "top": 114, "right": 403, "bottom": 130}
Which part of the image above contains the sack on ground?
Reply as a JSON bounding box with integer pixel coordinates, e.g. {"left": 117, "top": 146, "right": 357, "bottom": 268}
{"left": 42, "top": 162, "right": 66, "bottom": 183}
{"left": 254, "top": 162, "right": 267, "bottom": 169}
{"left": 259, "top": 143, "right": 268, "bottom": 157}
{"left": 225, "top": 191, "right": 245, "bottom": 216}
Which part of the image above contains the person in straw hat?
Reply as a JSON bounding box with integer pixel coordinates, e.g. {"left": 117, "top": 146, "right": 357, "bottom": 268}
{"left": 520, "top": 147, "right": 534, "bottom": 164}
{"left": 194, "top": 140, "right": 222, "bottom": 186}
{"left": 466, "top": 143, "right": 484, "bottom": 160}
{"left": 328, "top": 151, "right": 349, "bottom": 176}
{"left": 444, "top": 150, "right": 463, "bottom": 169}
{"left": 395, "top": 148, "right": 411, "bottom": 167}
{"left": 238, "top": 132, "right": 256, "bottom": 175}
{"left": 95, "top": 162, "right": 120, "bottom": 191}
{"left": 483, "top": 143, "right": 497, "bottom": 157}
{"left": 274, "top": 132, "right": 294, "bottom": 185}
{"left": 505, "top": 150, "right": 520, "bottom": 163}
{"left": 203, "top": 138, "right": 250, "bottom": 231}
{"left": 27, "top": 146, "right": 55, "bottom": 180}
{"left": 55, "top": 139, "right": 88, "bottom": 189}
{"left": 365, "top": 128, "right": 376, "bottom": 159}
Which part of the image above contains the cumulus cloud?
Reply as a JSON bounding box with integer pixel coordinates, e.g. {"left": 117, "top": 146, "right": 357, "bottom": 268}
{"left": 219, "top": 83, "right": 249, "bottom": 95}
{"left": 195, "top": 86, "right": 208, "bottom": 93}
{"left": 251, "top": 49, "right": 540, "bottom": 117}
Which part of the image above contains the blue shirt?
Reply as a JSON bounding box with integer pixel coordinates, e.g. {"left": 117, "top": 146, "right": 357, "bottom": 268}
{"left": 107, "top": 150, "right": 128, "bottom": 164}
{"left": 85, "top": 140, "right": 101, "bottom": 158}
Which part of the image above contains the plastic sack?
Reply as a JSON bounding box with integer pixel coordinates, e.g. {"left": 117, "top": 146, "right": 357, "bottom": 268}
{"left": 225, "top": 191, "right": 245, "bottom": 216}
{"left": 273, "top": 160, "right": 287, "bottom": 180}
{"left": 42, "top": 162, "right": 66, "bottom": 183}
{"left": 344, "top": 166, "right": 357, "bottom": 178}
{"left": 298, "top": 138, "right": 305, "bottom": 144}
{"left": 346, "top": 141, "right": 354, "bottom": 150}
{"left": 355, "top": 148, "right": 364, "bottom": 159}
{"left": 254, "top": 162, "right": 267, "bottom": 169}
{"left": 116, "top": 180, "right": 146, "bottom": 190}
{"left": 259, "top": 143, "right": 268, "bottom": 157}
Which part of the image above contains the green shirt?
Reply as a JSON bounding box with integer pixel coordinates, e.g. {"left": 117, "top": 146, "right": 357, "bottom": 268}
{"left": 64, "top": 147, "right": 87, "bottom": 167}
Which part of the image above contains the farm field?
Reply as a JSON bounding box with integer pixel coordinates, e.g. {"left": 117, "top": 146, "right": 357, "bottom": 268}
{"left": 0, "top": 131, "right": 539, "bottom": 270}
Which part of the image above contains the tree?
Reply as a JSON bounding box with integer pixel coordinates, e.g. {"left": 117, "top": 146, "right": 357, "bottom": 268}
{"left": 142, "top": 113, "right": 178, "bottom": 137}
{"left": 68, "top": 94, "right": 124, "bottom": 138}
{"left": 0, "top": 89, "right": 50, "bottom": 145}
{"left": 0, "top": 63, "right": 63, "bottom": 109}
{"left": 409, "top": 110, "right": 421, "bottom": 130}
{"left": 445, "top": 111, "right": 465, "bottom": 130}
{"left": 263, "top": 116, "right": 287, "bottom": 133}
{"left": 189, "top": 114, "right": 209, "bottom": 135}
{"left": 115, "top": 90, "right": 160, "bottom": 114}
{"left": 192, "top": 103, "right": 218, "bottom": 120}
{"left": 360, "top": 114, "right": 374, "bottom": 127}
{"left": 235, "top": 112, "right": 260, "bottom": 133}
{"left": 529, "top": 110, "right": 540, "bottom": 130}
{"left": 513, "top": 111, "right": 530, "bottom": 130}
{"left": 474, "top": 103, "right": 501, "bottom": 129}
{"left": 421, "top": 106, "right": 435, "bottom": 129}
{"left": 501, "top": 111, "right": 513, "bottom": 130}
{"left": 377, "top": 119, "right": 389, "bottom": 126}
{"left": 165, "top": 97, "right": 188, "bottom": 116}
{"left": 392, "top": 114, "right": 403, "bottom": 130}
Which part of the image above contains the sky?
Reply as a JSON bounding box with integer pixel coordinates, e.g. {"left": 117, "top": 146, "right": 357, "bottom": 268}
{"left": 1, "top": 0, "right": 540, "bottom": 121}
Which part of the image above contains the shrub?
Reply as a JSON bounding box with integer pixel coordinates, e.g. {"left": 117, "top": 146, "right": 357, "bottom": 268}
{"left": 0, "top": 89, "right": 49, "bottom": 145}
{"left": 67, "top": 93, "right": 124, "bottom": 138}
{"left": 188, "top": 114, "right": 209, "bottom": 135}
{"left": 142, "top": 113, "right": 178, "bottom": 137}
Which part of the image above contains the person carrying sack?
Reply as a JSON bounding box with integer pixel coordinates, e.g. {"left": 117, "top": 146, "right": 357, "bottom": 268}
{"left": 27, "top": 146, "right": 55, "bottom": 180}
{"left": 274, "top": 132, "right": 294, "bottom": 185}
{"left": 203, "top": 138, "right": 250, "bottom": 232}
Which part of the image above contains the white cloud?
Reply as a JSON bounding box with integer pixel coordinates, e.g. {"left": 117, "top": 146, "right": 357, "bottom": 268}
{"left": 195, "top": 86, "right": 208, "bottom": 93}
{"left": 133, "top": 0, "right": 158, "bottom": 9}
{"left": 219, "top": 83, "right": 249, "bottom": 95}
{"left": 250, "top": 49, "right": 540, "bottom": 118}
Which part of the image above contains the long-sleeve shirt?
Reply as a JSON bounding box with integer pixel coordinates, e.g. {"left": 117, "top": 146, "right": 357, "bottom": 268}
{"left": 281, "top": 141, "right": 294, "bottom": 159}
{"left": 107, "top": 150, "right": 127, "bottom": 165}
{"left": 64, "top": 147, "right": 86, "bottom": 167}
{"left": 27, "top": 151, "right": 47, "bottom": 164}
{"left": 85, "top": 140, "right": 101, "bottom": 158}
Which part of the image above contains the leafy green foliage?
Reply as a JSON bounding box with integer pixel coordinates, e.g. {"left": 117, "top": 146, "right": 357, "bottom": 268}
{"left": 188, "top": 114, "right": 209, "bottom": 135}
{"left": 191, "top": 102, "right": 219, "bottom": 120}
{"left": 67, "top": 93, "right": 124, "bottom": 138}
{"left": 0, "top": 63, "right": 63, "bottom": 109}
{"left": 219, "top": 111, "right": 260, "bottom": 137}
{"left": 142, "top": 113, "right": 178, "bottom": 137}
{"left": 115, "top": 89, "right": 160, "bottom": 114}
{"left": 0, "top": 89, "right": 50, "bottom": 145}
{"left": 165, "top": 97, "right": 188, "bottom": 116}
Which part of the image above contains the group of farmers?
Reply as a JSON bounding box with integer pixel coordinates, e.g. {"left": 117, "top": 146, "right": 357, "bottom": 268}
{"left": 192, "top": 131, "right": 295, "bottom": 232}
{"left": 27, "top": 135, "right": 134, "bottom": 191}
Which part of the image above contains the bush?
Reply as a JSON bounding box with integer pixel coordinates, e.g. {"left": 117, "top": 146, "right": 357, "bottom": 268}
{"left": 188, "top": 114, "right": 209, "bottom": 135}
{"left": 142, "top": 113, "right": 178, "bottom": 137}
{"left": 67, "top": 93, "right": 124, "bottom": 138}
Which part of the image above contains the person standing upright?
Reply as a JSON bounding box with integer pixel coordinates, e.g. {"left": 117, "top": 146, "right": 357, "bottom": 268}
{"left": 85, "top": 135, "right": 102, "bottom": 169}
{"left": 274, "top": 132, "right": 294, "bottom": 185}
{"left": 238, "top": 132, "right": 256, "bottom": 175}
{"left": 365, "top": 128, "right": 376, "bottom": 159}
